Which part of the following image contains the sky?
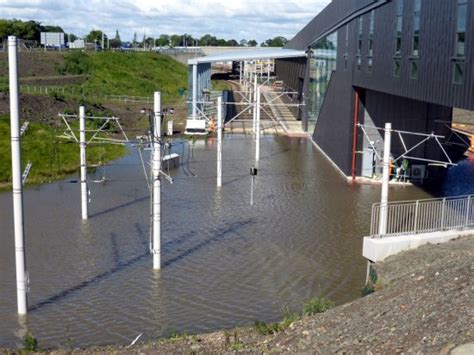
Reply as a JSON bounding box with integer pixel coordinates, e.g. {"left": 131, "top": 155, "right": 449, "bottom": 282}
{"left": 0, "top": 0, "right": 331, "bottom": 43}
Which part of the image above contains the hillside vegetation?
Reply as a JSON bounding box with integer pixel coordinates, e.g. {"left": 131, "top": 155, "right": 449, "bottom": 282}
{"left": 57, "top": 51, "right": 188, "bottom": 103}
{"left": 0, "top": 114, "right": 125, "bottom": 190}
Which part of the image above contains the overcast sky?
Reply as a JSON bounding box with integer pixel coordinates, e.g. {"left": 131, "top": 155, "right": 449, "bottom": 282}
{"left": 0, "top": 0, "right": 330, "bottom": 43}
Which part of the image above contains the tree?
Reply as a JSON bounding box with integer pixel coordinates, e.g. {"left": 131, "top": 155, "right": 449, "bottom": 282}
{"left": 216, "top": 38, "right": 227, "bottom": 46}
{"left": 247, "top": 39, "right": 257, "bottom": 47}
{"left": 132, "top": 32, "right": 138, "bottom": 46}
{"left": 42, "top": 25, "right": 63, "bottom": 33}
{"left": 0, "top": 20, "right": 12, "bottom": 43}
{"left": 264, "top": 36, "right": 288, "bottom": 47}
{"left": 65, "top": 33, "right": 77, "bottom": 43}
{"left": 0, "top": 19, "right": 42, "bottom": 42}
{"left": 145, "top": 36, "right": 154, "bottom": 47}
{"left": 199, "top": 34, "right": 218, "bottom": 46}
{"left": 226, "top": 39, "right": 238, "bottom": 47}
{"left": 86, "top": 30, "right": 106, "bottom": 44}
{"left": 109, "top": 29, "right": 121, "bottom": 48}
{"left": 170, "top": 34, "right": 182, "bottom": 47}
{"left": 157, "top": 34, "right": 170, "bottom": 47}
{"left": 239, "top": 39, "right": 248, "bottom": 47}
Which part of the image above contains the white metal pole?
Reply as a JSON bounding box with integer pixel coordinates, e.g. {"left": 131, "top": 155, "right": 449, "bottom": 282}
{"left": 152, "top": 92, "right": 162, "bottom": 270}
{"left": 239, "top": 61, "right": 243, "bottom": 86}
{"left": 252, "top": 74, "right": 257, "bottom": 133}
{"left": 79, "top": 106, "right": 88, "bottom": 220}
{"left": 250, "top": 176, "right": 254, "bottom": 206}
{"left": 256, "top": 86, "right": 261, "bottom": 162}
{"left": 217, "top": 96, "right": 223, "bottom": 187}
{"left": 379, "top": 122, "right": 392, "bottom": 236}
{"left": 8, "top": 36, "right": 28, "bottom": 316}
{"left": 192, "top": 64, "right": 198, "bottom": 119}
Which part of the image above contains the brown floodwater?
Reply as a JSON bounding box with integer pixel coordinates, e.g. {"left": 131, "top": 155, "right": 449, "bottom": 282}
{"left": 0, "top": 134, "right": 437, "bottom": 348}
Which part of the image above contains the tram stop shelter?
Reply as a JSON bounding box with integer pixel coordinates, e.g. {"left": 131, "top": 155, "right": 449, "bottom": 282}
{"left": 186, "top": 48, "right": 306, "bottom": 133}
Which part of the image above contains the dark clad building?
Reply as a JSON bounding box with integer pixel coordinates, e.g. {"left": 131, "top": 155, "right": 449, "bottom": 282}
{"left": 276, "top": 0, "right": 473, "bottom": 177}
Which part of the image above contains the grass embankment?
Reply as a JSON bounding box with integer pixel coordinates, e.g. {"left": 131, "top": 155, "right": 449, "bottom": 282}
{"left": 211, "top": 80, "right": 233, "bottom": 91}
{"left": 0, "top": 51, "right": 189, "bottom": 190}
{"left": 0, "top": 115, "right": 125, "bottom": 191}
{"left": 56, "top": 51, "right": 188, "bottom": 104}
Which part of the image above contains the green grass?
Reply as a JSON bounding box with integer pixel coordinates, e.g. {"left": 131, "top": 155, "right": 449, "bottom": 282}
{"left": 212, "top": 80, "right": 232, "bottom": 91}
{"left": 253, "top": 297, "right": 335, "bottom": 337}
{"left": 57, "top": 51, "right": 188, "bottom": 104}
{"left": 302, "top": 297, "right": 335, "bottom": 316}
{"left": 0, "top": 115, "right": 126, "bottom": 190}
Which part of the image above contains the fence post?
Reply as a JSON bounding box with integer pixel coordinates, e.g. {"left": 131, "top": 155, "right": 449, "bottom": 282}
{"left": 441, "top": 198, "right": 446, "bottom": 230}
{"left": 378, "top": 122, "right": 392, "bottom": 236}
{"left": 414, "top": 200, "right": 419, "bottom": 234}
{"left": 465, "top": 196, "right": 471, "bottom": 228}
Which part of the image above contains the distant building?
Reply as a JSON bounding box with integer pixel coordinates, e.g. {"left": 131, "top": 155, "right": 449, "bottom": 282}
{"left": 69, "top": 39, "right": 85, "bottom": 49}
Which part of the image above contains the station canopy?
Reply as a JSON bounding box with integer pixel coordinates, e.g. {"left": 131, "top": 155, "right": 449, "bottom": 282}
{"left": 188, "top": 48, "right": 306, "bottom": 65}
{"left": 187, "top": 48, "right": 306, "bottom": 123}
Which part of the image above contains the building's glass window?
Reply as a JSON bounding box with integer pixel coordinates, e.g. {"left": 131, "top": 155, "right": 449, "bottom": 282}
{"left": 453, "top": 0, "right": 468, "bottom": 84}
{"left": 345, "top": 24, "right": 349, "bottom": 48}
{"left": 456, "top": 0, "right": 468, "bottom": 56}
{"left": 412, "top": 0, "right": 421, "bottom": 57}
{"left": 369, "top": 10, "right": 375, "bottom": 57}
{"left": 453, "top": 61, "right": 464, "bottom": 84}
{"left": 356, "top": 16, "right": 363, "bottom": 71}
{"left": 395, "top": 0, "right": 404, "bottom": 56}
{"left": 394, "top": 59, "right": 401, "bottom": 77}
{"left": 368, "top": 57, "right": 373, "bottom": 73}
{"left": 410, "top": 60, "right": 419, "bottom": 79}
{"left": 344, "top": 24, "right": 349, "bottom": 71}
{"left": 307, "top": 32, "right": 337, "bottom": 133}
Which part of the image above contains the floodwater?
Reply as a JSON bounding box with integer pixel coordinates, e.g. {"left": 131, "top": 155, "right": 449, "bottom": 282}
{"left": 0, "top": 134, "right": 445, "bottom": 348}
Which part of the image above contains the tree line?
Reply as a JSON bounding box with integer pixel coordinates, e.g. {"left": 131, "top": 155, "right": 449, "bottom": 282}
{"left": 0, "top": 19, "right": 288, "bottom": 48}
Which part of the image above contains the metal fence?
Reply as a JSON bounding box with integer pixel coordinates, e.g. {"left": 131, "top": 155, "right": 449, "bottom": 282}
{"left": 19, "top": 85, "right": 153, "bottom": 104}
{"left": 370, "top": 195, "right": 474, "bottom": 237}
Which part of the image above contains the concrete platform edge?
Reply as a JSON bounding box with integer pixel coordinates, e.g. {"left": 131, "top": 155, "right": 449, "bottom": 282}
{"left": 363, "top": 229, "right": 474, "bottom": 262}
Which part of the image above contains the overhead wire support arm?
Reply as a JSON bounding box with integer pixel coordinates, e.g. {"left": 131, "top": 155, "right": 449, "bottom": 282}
{"left": 20, "top": 121, "right": 29, "bottom": 136}
{"left": 21, "top": 162, "right": 32, "bottom": 186}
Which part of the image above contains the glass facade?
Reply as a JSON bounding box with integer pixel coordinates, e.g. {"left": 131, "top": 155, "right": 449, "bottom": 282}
{"left": 412, "top": 0, "right": 421, "bottom": 57}
{"left": 453, "top": 0, "right": 468, "bottom": 85}
{"left": 307, "top": 32, "right": 338, "bottom": 133}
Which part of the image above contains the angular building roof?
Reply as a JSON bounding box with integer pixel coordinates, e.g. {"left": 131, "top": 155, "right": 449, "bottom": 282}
{"left": 188, "top": 48, "right": 306, "bottom": 65}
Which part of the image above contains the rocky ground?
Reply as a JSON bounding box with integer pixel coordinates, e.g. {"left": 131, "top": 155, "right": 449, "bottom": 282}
{"left": 4, "top": 236, "right": 470, "bottom": 354}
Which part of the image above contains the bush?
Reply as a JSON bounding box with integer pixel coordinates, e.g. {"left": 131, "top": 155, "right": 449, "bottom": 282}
{"left": 362, "top": 265, "right": 378, "bottom": 296}
{"left": 254, "top": 320, "right": 282, "bottom": 335}
{"left": 57, "top": 51, "right": 91, "bottom": 75}
{"left": 23, "top": 333, "right": 38, "bottom": 351}
{"left": 302, "top": 297, "right": 334, "bottom": 316}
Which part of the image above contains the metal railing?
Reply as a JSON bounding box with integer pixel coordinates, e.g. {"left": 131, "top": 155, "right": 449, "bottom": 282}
{"left": 370, "top": 195, "right": 474, "bottom": 237}
{"left": 18, "top": 85, "right": 153, "bottom": 104}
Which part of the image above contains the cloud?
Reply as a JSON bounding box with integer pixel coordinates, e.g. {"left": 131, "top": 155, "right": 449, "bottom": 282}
{"left": 0, "top": 0, "right": 330, "bottom": 42}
